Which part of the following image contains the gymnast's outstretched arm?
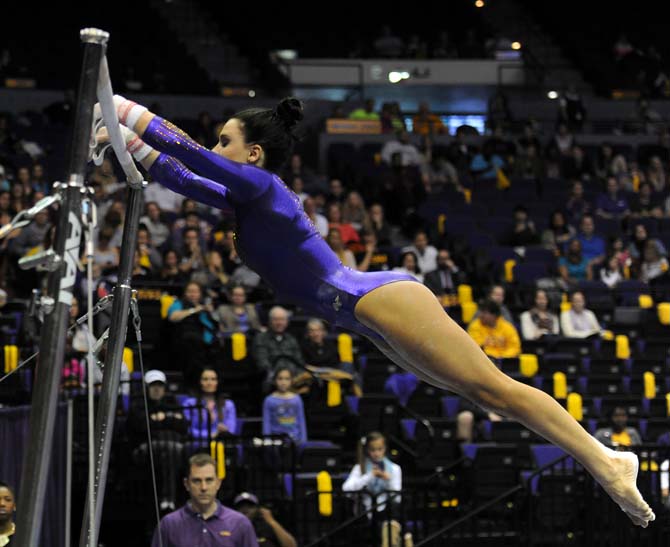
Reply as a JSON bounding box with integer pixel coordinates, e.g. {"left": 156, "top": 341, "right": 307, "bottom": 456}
{"left": 94, "top": 126, "right": 234, "bottom": 213}
{"left": 148, "top": 153, "right": 234, "bottom": 214}
{"left": 113, "top": 96, "right": 272, "bottom": 203}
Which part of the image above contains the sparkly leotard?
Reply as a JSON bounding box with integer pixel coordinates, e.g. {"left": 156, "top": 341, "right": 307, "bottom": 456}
{"left": 144, "top": 116, "right": 417, "bottom": 340}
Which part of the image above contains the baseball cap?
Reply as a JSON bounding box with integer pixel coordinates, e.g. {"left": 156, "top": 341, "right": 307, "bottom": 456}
{"left": 144, "top": 370, "right": 167, "bottom": 385}
{"left": 233, "top": 492, "right": 259, "bottom": 507}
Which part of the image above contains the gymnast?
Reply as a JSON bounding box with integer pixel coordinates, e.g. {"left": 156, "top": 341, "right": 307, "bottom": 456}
{"left": 95, "top": 95, "right": 654, "bottom": 527}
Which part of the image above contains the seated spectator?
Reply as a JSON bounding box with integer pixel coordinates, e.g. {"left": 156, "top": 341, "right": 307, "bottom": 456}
{"left": 300, "top": 319, "right": 339, "bottom": 368}
{"left": 595, "top": 176, "right": 630, "bottom": 220}
{"left": 8, "top": 183, "right": 26, "bottom": 215}
{"left": 262, "top": 366, "right": 307, "bottom": 444}
{"left": 8, "top": 209, "right": 50, "bottom": 259}
{"left": 342, "top": 431, "right": 402, "bottom": 543}
{"left": 281, "top": 152, "right": 320, "bottom": 194}
{"left": 562, "top": 145, "right": 593, "bottom": 180}
{"left": 190, "top": 250, "right": 230, "bottom": 302}
{"left": 127, "top": 369, "right": 188, "bottom": 512}
{"left": 421, "top": 146, "right": 462, "bottom": 195}
{"left": 546, "top": 123, "right": 575, "bottom": 159}
{"left": 93, "top": 226, "right": 119, "bottom": 273}
{"left": 326, "top": 202, "right": 360, "bottom": 246}
{"left": 215, "top": 285, "right": 262, "bottom": 335}
{"left": 412, "top": 102, "right": 446, "bottom": 136}
{"left": 327, "top": 178, "right": 347, "bottom": 204}
{"left": 158, "top": 249, "right": 188, "bottom": 285}
{"left": 630, "top": 182, "right": 663, "bottom": 218}
{"left": 600, "top": 254, "right": 625, "bottom": 288}
{"left": 541, "top": 210, "right": 576, "bottom": 254}
{"left": 167, "top": 282, "right": 218, "bottom": 385}
{"left": 381, "top": 129, "right": 422, "bottom": 168}
{"left": 253, "top": 306, "right": 305, "bottom": 390}
{"left": 326, "top": 228, "right": 357, "bottom": 269}
{"left": 177, "top": 226, "right": 206, "bottom": 277}
{"left": 594, "top": 407, "right": 642, "bottom": 449}
{"left": 608, "top": 235, "right": 632, "bottom": 271}
{"left": 403, "top": 230, "right": 437, "bottom": 273}
{"left": 469, "top": 141, "right": 505, "bottom": 181}
{"left": 467, "top": 299, "right": 521, "bottom": 359}
{"left": 576, "top": 215, "right": 605, "bottom": 264}
{"left": 639, "top": 240, "right": 669, "bottom": 283}
{"left": 0, "top": 481, "right": 16, "bottom": 544}
{"left": 480, "top": 284, "right": 514, "bottom": 324}
{"left": 646, "top": 155, "right": 667, "bottom": 193}
{"left": 348, "top": 98, "right": 379, "bottom": 121}
{"left": 183, "top": 367, "right": 237, "bottom": 441}
{"left": 341, "top": 191, "right": 369, "bottom": 232}
{"left": 560, "top": 291, "right": 601, "bottom": 338}
{"left": 503, "top": 205, "right": 539, "bottom": 247}
{"left": 392, "top": 251, "right": 423, "bottom": 282}
{"left": 139, "top": 201, "right": 170, "bottom": 248}
{"left": 520, "top": 289, "right": 560, "bottom": 340}
{"left": 303, "top": 197, "right": 328, "bottom": 237}
{"left": 131, "top": 249, "right": 153, "bottom": 282}
{"left": 151, "top": 453, "right": 257, "bottom": 547}
{"left": 355, "top": 231, "right": 388, "bottom": 272}
{"left": 559, "top": 239, "right": 593, "bottom": 286}
{"left": 628, "top": 223, "right": 667, "bottom": 262}
{"left": 136, "top": 226, "right": 163, "bottom": 274}
{"left": 233, "top": 492, "right": 297, "bottom": 547}
{"left": 366, "top": 203, "right": 392, "bottom": 246}
{"left": 565, "top": 180, "right": 592, "bottom": 222}
{"left": 513, "top": 143, "right": 545, "bottom": 181}
{"left": 172, "top": 204, "right": 213, "bottom": 242}
{"left": 423, "top": 249, "right": 463, "bottom": 299}
{"left": 380, "top": 102, "right": 406, "bottom": 134}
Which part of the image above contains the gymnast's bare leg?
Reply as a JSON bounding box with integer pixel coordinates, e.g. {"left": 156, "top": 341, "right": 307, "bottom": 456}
{"left": 355, "top": 281, "right": 654, "bottom": 527}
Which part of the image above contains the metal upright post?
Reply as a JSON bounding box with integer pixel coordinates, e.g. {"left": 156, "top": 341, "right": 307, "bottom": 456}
{"left": 14, "top": 28, "right": 107, "bottom": 547}
{"left": 78, "top": 64, "right": 146, "bottom": 547}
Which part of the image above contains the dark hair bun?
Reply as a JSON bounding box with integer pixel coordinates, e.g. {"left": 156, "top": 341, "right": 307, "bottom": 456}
{"left": 274, "top": 97, "right": 304, "bottom": 131}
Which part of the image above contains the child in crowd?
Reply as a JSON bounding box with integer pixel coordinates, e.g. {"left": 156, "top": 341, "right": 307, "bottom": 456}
{"left": 262, "top": 366, "right": 307, "bottom": 444}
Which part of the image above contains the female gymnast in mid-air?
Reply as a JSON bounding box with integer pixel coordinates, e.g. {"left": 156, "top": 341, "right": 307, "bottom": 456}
{"left": 97, "top": 95, "right": 653, "bottom": 527}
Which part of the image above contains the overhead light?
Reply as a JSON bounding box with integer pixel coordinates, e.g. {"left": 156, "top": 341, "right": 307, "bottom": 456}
{"left": 248, "top": 90, "right": 256, "bottom": 98}
{"left": 547, "top": 90, "right": 558, "bottom": 99}
{"left": 388, "top": 71, "right": 410, "bottom": 84}
{"left": 475, "top": 0, "right": 485, "bottom": 7}
{"left": 511, "top": 41, "right": 521, "bottom": 50}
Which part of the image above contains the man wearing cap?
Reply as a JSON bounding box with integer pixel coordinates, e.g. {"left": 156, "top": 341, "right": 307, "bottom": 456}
{"left": 152, "top": 453, "right": 258, "bottom": 547}
{"left": 127, "top": 369, "right": 188, "bottom": 512}
{"left": 233, "top": 492, "right": 297, "bottom": 547}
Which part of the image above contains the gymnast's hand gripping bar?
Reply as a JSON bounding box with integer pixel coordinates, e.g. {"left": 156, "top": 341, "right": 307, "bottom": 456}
{"left": 96, "top": 54, "right": 144, "bottom": 188}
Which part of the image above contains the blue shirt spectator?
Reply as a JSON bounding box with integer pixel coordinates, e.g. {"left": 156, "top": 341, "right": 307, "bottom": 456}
{"left": 559, "top": 239, "right": 592, "bottom": 284}
{"left": 262, "top": 367, "right": 307, "bottom": 444}
{"left": 470, "top": 151, "right": 505, "bottom": 180}
{"left": 576, "top": 215, "right": 605, "bottom": 263}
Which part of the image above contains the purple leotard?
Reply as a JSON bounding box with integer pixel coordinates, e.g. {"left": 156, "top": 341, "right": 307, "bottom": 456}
{"left": 143, "top": 116, "right": 417, "bottom": 340}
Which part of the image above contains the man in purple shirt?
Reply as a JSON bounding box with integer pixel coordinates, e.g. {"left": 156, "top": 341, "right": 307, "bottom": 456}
{"left": 152, "top": 453, "right": 258, "bottom": 547}
{"left": 595, "top": 176, "right": 630, "bottom": 220}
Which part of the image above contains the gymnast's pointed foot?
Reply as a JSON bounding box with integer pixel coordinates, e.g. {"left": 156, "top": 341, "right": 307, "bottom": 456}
{"left": 596, "top": 447, "right": 655, "bottom": 527}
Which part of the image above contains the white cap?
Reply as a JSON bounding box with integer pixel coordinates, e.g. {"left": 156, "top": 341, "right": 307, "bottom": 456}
{"left": 144, "top": 369, "right": 167, "bottom": 385}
